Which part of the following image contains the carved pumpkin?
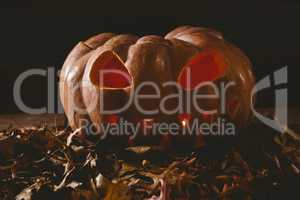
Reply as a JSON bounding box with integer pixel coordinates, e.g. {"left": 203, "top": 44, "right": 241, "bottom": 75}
{"left": 60, "top": 26, "right": 255, "bottom": 145}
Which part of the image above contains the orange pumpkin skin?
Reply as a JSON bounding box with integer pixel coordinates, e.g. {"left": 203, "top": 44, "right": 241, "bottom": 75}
{"left": 60, "top": 26, "right": 255, "bottom": 144}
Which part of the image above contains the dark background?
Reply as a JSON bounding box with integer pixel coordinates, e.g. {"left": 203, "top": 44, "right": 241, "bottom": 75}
{"left": 0, "top": 1, "right": 299, "bottom": 114}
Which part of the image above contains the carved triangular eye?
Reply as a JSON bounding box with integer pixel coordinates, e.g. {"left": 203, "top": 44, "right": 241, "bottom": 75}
{"left": 89, "top": 51, "right": 132, "bottom": 89}
{"left": 177, "top": 49, "right": 228, "bottom": 90}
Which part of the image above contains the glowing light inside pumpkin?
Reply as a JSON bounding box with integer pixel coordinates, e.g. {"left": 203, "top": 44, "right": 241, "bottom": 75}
{"left": 142, "top": 118, "right": 154, "bottom": 129}
{"left": 104, "top": 114, "right": 119, "bottom": 124}
{"left": 178, "top": 113, "right": 192, "bottom": 127}
{"left": 140, "top": 118, "right": 154, "bottom": 136}
{"left": 90, "top": 51, "right": 132, "bottom": 89}
{"left": 178, "top": 49, "right": 228, "bottom": 90}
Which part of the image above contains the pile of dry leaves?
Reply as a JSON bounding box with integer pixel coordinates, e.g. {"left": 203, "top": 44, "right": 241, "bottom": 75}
{"left": 0, "top": 119, "right": 300, "bottom": 200}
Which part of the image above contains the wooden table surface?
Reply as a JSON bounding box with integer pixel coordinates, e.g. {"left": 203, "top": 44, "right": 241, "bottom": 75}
{"left": 0, "top": 114, "right": 65, "bottom": 130}
{"left": 0, "top": 108, "right": 299, "bottom": 131}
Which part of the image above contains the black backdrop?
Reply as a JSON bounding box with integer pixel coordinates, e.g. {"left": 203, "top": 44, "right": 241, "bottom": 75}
{"left": 0, "top": 1, "right": 299, "bottom": 113}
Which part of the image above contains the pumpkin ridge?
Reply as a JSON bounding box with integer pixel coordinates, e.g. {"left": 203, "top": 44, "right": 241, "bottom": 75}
{"left": 61, "top": 26, "right": 255, "bottom": 136}
{"left": 84, "top": 33, "right": 116, "bottom": 49}
{"left": 164, "top": 38, "right": 200, "bottom": 81}
{"left": 61, "top": 33, "right": 116, "bottom": 129}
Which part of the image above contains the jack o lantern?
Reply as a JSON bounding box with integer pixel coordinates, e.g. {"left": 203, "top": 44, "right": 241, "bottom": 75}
{"left": 60, "top": 26, "right": 255, "bottom": 146}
